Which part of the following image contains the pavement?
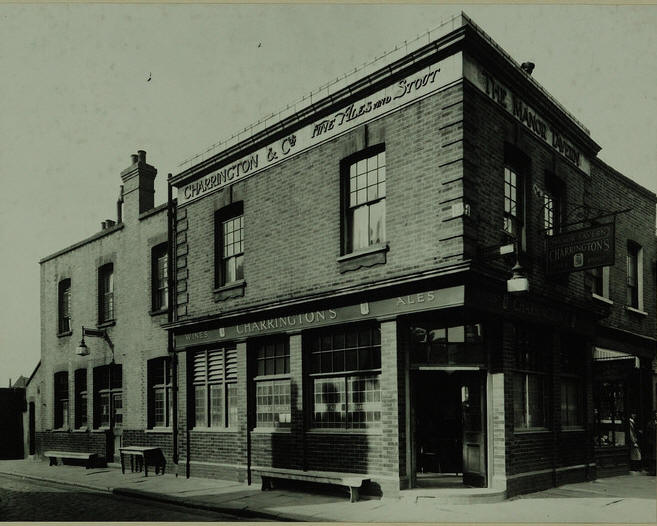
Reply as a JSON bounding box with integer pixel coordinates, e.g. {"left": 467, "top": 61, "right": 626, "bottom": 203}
{"left": 0, "top": 458, "right": 655, "bottom": 523}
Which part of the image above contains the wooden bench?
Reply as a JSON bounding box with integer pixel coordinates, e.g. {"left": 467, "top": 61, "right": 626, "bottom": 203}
{"left": 119, "top": 446, "right": 166, "bottom": 477}
{"left": 251, "top": 467, "right": 369, "bottom": 502}
{"left": 45, "top": 450, "right": 98, "bottom": 469}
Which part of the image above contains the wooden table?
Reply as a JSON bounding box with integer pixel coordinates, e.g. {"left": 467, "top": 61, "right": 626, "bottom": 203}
{"left": 119, "top": 446, "right": 165, "bottom": 477}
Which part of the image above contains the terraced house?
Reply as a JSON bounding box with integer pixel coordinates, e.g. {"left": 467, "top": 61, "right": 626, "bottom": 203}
{"left": 32, "top": 13, "right": 656, "bottom": 500}
{"left": 35, "top": 150, "right": 172, "bottom": 465}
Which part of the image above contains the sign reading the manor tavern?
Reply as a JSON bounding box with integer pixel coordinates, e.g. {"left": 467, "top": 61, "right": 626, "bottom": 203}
{"left": 545, "top": 223, "right": 615, "bottom": 275}
{"left": 179, "top": 53, "right": 463, "bottom": 205}
{"left": 463, "top": 54, "right": 591, "bottom": 176}
{"left": 175, "top": 286, "right": 464, "bottom": 349}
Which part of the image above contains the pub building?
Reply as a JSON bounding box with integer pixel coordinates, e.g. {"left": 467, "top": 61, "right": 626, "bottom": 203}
{"left": 163, "top": 13, "right": 656, "bottom": 497}
{"left": 33, "top": 14, "right": 655, "bottom": 499}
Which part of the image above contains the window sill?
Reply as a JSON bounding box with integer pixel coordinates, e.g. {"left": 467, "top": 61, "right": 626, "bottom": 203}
{"left": 52, "top": 428, "right": 70, "bottom": 433}
{"left": 562, "top": 426, "right": 585, "bottom": 432}
{"left": 253, "top": 374, "right": 291, "bottom": 382}
{"left": 57, "top": 330, "right": 73, "bottom": 338}
{"left": 92, "top": 427, "right": 111, "bottom": 433}
{"left": 337, "top": 243, "right": 389, "bottom": 273}
{"left": 514, "top": 428, "right": 551, "bottom": 435}
{"left": 625, "top": 306, "right": 648, "bottom": 317}
{"left": 149, "top": 308, "right": 168, "bottom": 317}
{"left": 214, "top": 280, "right": 246, "bottom": 302}
{"left": 97, "top": 320, "right": 116, "bottom": 329}
{"left": 72, "top": 427, "right": 88, "bottom": 433}
{"left": 191, "top": 427, "right": 238, "bottom": 433}
{"left": 146, "top": 427, "right": 172, "bottom": 434}
{"left": 592, "top": 293, "right": 613, "bottom": 305}
{"left": 251, "top": 427, "right": 292, "bottom": 434}
{"left": 306, "top": 428, "right": 383, "bottom": 436}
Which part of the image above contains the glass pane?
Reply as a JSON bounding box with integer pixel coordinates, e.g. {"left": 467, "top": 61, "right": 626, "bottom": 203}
{"left": 313, "top": 377, "right": 345, "bottom": 428}
{"left": 345, "top": 348, "right": 358, "bottom": 371}
{"left": 377, "top": 152, "right": 385, "bottom": 167}
{"left": 448, "top": 326, "right": 465, "bottom": 343}
{"left": 367, "top": 171, "right": 377, "bottom": 186}
{"left": 357, "top": 159, "right": 367, "bottom": 174}
{"left": 367, "top": 155, "right": 377, "bottom": 171}
{"left": 357, "top": 174, "right": 366, "bottom": 190}
{"left": 513, "top": 375, "right": 526, "bottom": 428}
{"left": 351, "top": 205, "right": 369, "bottom": 251}
{"left": 378, "top": 181, "right": 386, "bottom": 198}
{"left": 227, "top": 384, "right": 238, "bottom": 427}
{"left": 194, "top": 385, "right": 206, "bottom": 427}
{"left": 235, "top": 254, "right": 244, "bottom": 281}
{"left": 210, "top": 384, "right": 224, "bottom": 427}
{"left": 369, "top": 200, "right": 385, "bottom": 245}
{"left": 357, "top": 188, "right": 367, "bottom": 205}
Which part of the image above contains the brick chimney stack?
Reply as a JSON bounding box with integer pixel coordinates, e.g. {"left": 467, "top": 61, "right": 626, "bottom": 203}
{"left": 120, "top": 150, "right": 157, "bottom": 217}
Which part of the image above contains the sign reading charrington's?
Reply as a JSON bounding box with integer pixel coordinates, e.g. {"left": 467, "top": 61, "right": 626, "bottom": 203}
{"left": 463, "top": 54, "right": 591, "bottom": 176}
{"left": 175, "top": 285, "right": 465, "bottom": 349}
{"left": 545, "top": 223, "right": 615, "bottom": 275}
{"left": 178, "top": 53, "right": 463, "bottom": 205}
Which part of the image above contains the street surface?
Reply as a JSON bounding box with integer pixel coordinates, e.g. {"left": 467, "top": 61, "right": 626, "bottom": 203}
{"left": 0, "top": 474, "right": 248, "bottom": 522}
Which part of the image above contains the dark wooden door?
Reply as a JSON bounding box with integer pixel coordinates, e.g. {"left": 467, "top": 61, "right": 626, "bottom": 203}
{"left": 28, "top": 402, "right": 35, "bottom": 456}
{"left": 461, "top": 372, "right": 486, "bottom": 487}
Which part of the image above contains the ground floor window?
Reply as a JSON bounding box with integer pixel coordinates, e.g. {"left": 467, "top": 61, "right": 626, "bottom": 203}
{"left": 560, "top": 338, "right": 585, "bottom": 428}
{"left": 252, "top": 338, "right": 291, "bottom": 428}
{"left": 513, "top": 325, "right": 550, "bottom": 430}
{"left": 307, "top": 324, "right": 382, "bottom": 430}
{"left": 93, "top": 364, "right": 122, "bottom": 429}
{"left": 192, "top": 346, "right": 238, "bottom": 429}
{"left": 74, "top": 369, "right": 87, "bottom": 429}
{"left": 54, "top": 371, "right": 69, "bottom": 429}
{"left": 594, "top": 380, "right": 627, "bottom": 447}
{"left": 148, "top": 357, "right": 172, "bottom": 428}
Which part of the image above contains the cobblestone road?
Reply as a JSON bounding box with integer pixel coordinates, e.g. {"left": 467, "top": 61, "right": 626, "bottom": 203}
{"left": 0, "top": 474, "right": 248, "bottom": 522}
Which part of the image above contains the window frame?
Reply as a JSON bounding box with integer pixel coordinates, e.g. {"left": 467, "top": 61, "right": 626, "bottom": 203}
{"left": 93, "top": 364, "right": 122, "bottom": 429}
{"left": 191, "top": 346, "right": 238, "bottom": 430}
{"left": 58, "top": 278, "right": 71, "bottom": 335}
{"left": 341, "top": 144, "right": 387, "bottom": 256}
{"left": 560, "top": 339, "right": 585, "bottom": 429}
{"left": 306, "top": 323, "right": 382, "bottom": 431}
{"left": 252, "top": 338, "right": 291, "bottom": 430}
{"left": 98, "top": 263, "right": 114, "bottom": 324}
{"left": 214, "top": 202, "right": 244, "bottom": 288}
{"left": 74, "top": 369, "right": 88, "bottom": 429}
{"left": 513, "top": 325, "right": 550, "bottom": 432}
{"left": 54, "top": 371, "right": 69, "bottom": 430}
{"left": 148, "top": 357, "right": 172, "bottom": 429}
{"left": 626, "top": 241, "right": 643, "bottom": 310}
{"left": 151, "top": 243, "right": 168, "bottom": 313}
{"left": 543, "top": 174, "right": 565, "bottom": 237}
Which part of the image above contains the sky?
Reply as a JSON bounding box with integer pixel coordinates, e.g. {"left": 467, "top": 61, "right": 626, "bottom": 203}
{"left": 1, "top": 4, "right": 656, "bottom": 388}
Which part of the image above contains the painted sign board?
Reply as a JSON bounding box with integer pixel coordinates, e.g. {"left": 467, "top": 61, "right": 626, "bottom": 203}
{"left": 175, "top": 285, "right": 465, "bottom": 349}
{"left": 178, "top": 53, "right": 463, "bottom": 205}
{"left": 463, "top": 54, "right": 591, "bottom": 176}
{"left": 545, "top": 223, "right": 615, "bottom": 275}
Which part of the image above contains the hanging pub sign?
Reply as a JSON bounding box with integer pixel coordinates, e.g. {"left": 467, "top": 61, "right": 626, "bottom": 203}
{"left": 545, "top": 223, "right": 615, "bottom": 275}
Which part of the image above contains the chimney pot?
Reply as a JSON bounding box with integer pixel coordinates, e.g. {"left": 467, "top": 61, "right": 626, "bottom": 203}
{"left": 131, "top": 154, "right": 139, "bottom": 164}
{"left": 137, "top": 150, "right": 146, "bottom": 163}
{"left": 521, "top": 62, "right": 535, "bottom": 75}
{"left": 101, "top": 221, "right": 107, "bottom": 230}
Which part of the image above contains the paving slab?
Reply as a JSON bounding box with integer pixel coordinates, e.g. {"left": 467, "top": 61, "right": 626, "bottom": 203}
{"left": 1, "top": 459, "right": 655, "bottom": 523}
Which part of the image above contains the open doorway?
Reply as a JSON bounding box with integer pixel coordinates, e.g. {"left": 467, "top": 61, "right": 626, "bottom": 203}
{"left": 412, "top": 370, "right": 486, "bottom": 488}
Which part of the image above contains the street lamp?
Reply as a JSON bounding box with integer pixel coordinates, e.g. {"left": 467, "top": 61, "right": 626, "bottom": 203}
{"left": 76, "top": 326, "right": 115, "bottom": 361}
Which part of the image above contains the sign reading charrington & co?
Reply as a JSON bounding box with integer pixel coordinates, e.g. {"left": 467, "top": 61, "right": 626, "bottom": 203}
{"left": 178, "top": 53, "right": 463, "bottom": 205}
{"left": 545, "top": 223, "right": 615, "bottom": 275}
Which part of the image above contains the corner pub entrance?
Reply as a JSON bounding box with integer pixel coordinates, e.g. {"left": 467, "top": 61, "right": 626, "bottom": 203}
{"left": 406, "top": 320, "right": 488, "bottom": 489}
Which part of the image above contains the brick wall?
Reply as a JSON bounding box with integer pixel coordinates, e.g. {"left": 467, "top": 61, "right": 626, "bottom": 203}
{"left": 38, "top": 155, "right": 169, "bottom": 457}
{"left": 175, "top": 83, "right": 466, "bottom": 323}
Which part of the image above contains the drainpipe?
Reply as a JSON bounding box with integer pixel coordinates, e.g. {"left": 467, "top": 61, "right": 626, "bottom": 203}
{"left": 166, "top": 176, "right": 179, "bottom": 473}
